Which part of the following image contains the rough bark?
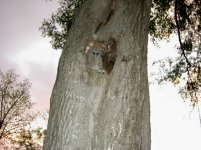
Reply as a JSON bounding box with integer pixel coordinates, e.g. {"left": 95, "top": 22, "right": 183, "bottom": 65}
{"left": 43, "top": 0, "right": 151, "bottom": 149}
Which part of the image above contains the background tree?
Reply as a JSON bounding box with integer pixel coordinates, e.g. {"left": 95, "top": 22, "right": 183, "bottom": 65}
{"left": 0, "top": 138, "right": 20, "bottom": 150}
{"left": 0, "top": 69, "right": 34, "bottom": 141}
{"left": 14, "top": 113, "right": 48, "bottom": 150}
{"left": 15, "top": 126, "right": 45, "bottom": 150}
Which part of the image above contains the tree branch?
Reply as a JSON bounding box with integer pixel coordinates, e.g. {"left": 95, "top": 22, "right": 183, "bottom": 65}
{"left": 174, "top": 0, "right": 191, "bottom": 68}
{"left": 174, "top": 0, "right": 198, "bottom": 103}
{"left": 0, "top": 91, "right": 25, "bottom": 136}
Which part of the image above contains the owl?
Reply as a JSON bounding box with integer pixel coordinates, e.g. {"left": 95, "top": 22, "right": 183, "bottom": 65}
{"left": 85, "top": 38, "right": 116, "bottom": 74}
{"left": 85, "top": 41, "right": 106, "bottom": 74}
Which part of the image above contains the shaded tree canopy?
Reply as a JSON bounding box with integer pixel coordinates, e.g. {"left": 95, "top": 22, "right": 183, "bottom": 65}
{"left": 0, "top": 69, "right": 34, "bottom": 140}
{"left": 40, "top": 0, "right": 201, "bottom": 105}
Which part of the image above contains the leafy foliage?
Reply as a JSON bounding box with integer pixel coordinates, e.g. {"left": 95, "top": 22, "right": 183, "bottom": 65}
{"left": 39, "top": 0, "right": 85, "bottom": 50}
{"left": 15, "top": 127, "right": 45, "bottom": 150}
{"left": 0, "top": 125, "right": 46, "bottom": 150}
{"left": 149, "top": 0, "right": 175, "bottom": 39}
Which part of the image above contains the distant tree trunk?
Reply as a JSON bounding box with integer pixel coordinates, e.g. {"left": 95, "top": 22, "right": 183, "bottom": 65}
{"left": 43, "top": 0, "right": 151, "bottom": 149}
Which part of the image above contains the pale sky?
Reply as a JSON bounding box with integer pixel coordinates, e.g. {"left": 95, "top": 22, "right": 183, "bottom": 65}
{"left": 0, "top": 0, "right": 61, "bottom": 111}
{"left": 0, "top": 0, "right": 201, "bottom": 150}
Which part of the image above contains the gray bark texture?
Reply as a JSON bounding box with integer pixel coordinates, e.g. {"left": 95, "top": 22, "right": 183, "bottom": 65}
{"left": 43, "top": 0, "right": 151, "bottom": 149}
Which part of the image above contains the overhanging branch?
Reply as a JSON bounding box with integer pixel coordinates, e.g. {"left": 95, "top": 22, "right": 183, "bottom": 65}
{"left": 174, "top": 0, "right": 198, "bottom": 104}
{"left": 174, "top": 0, "right": 191, "bottom": 69}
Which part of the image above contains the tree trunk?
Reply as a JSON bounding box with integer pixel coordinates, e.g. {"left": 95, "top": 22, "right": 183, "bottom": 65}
{"left": 43, "top": 0, "right": 151, "bottom": 149}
